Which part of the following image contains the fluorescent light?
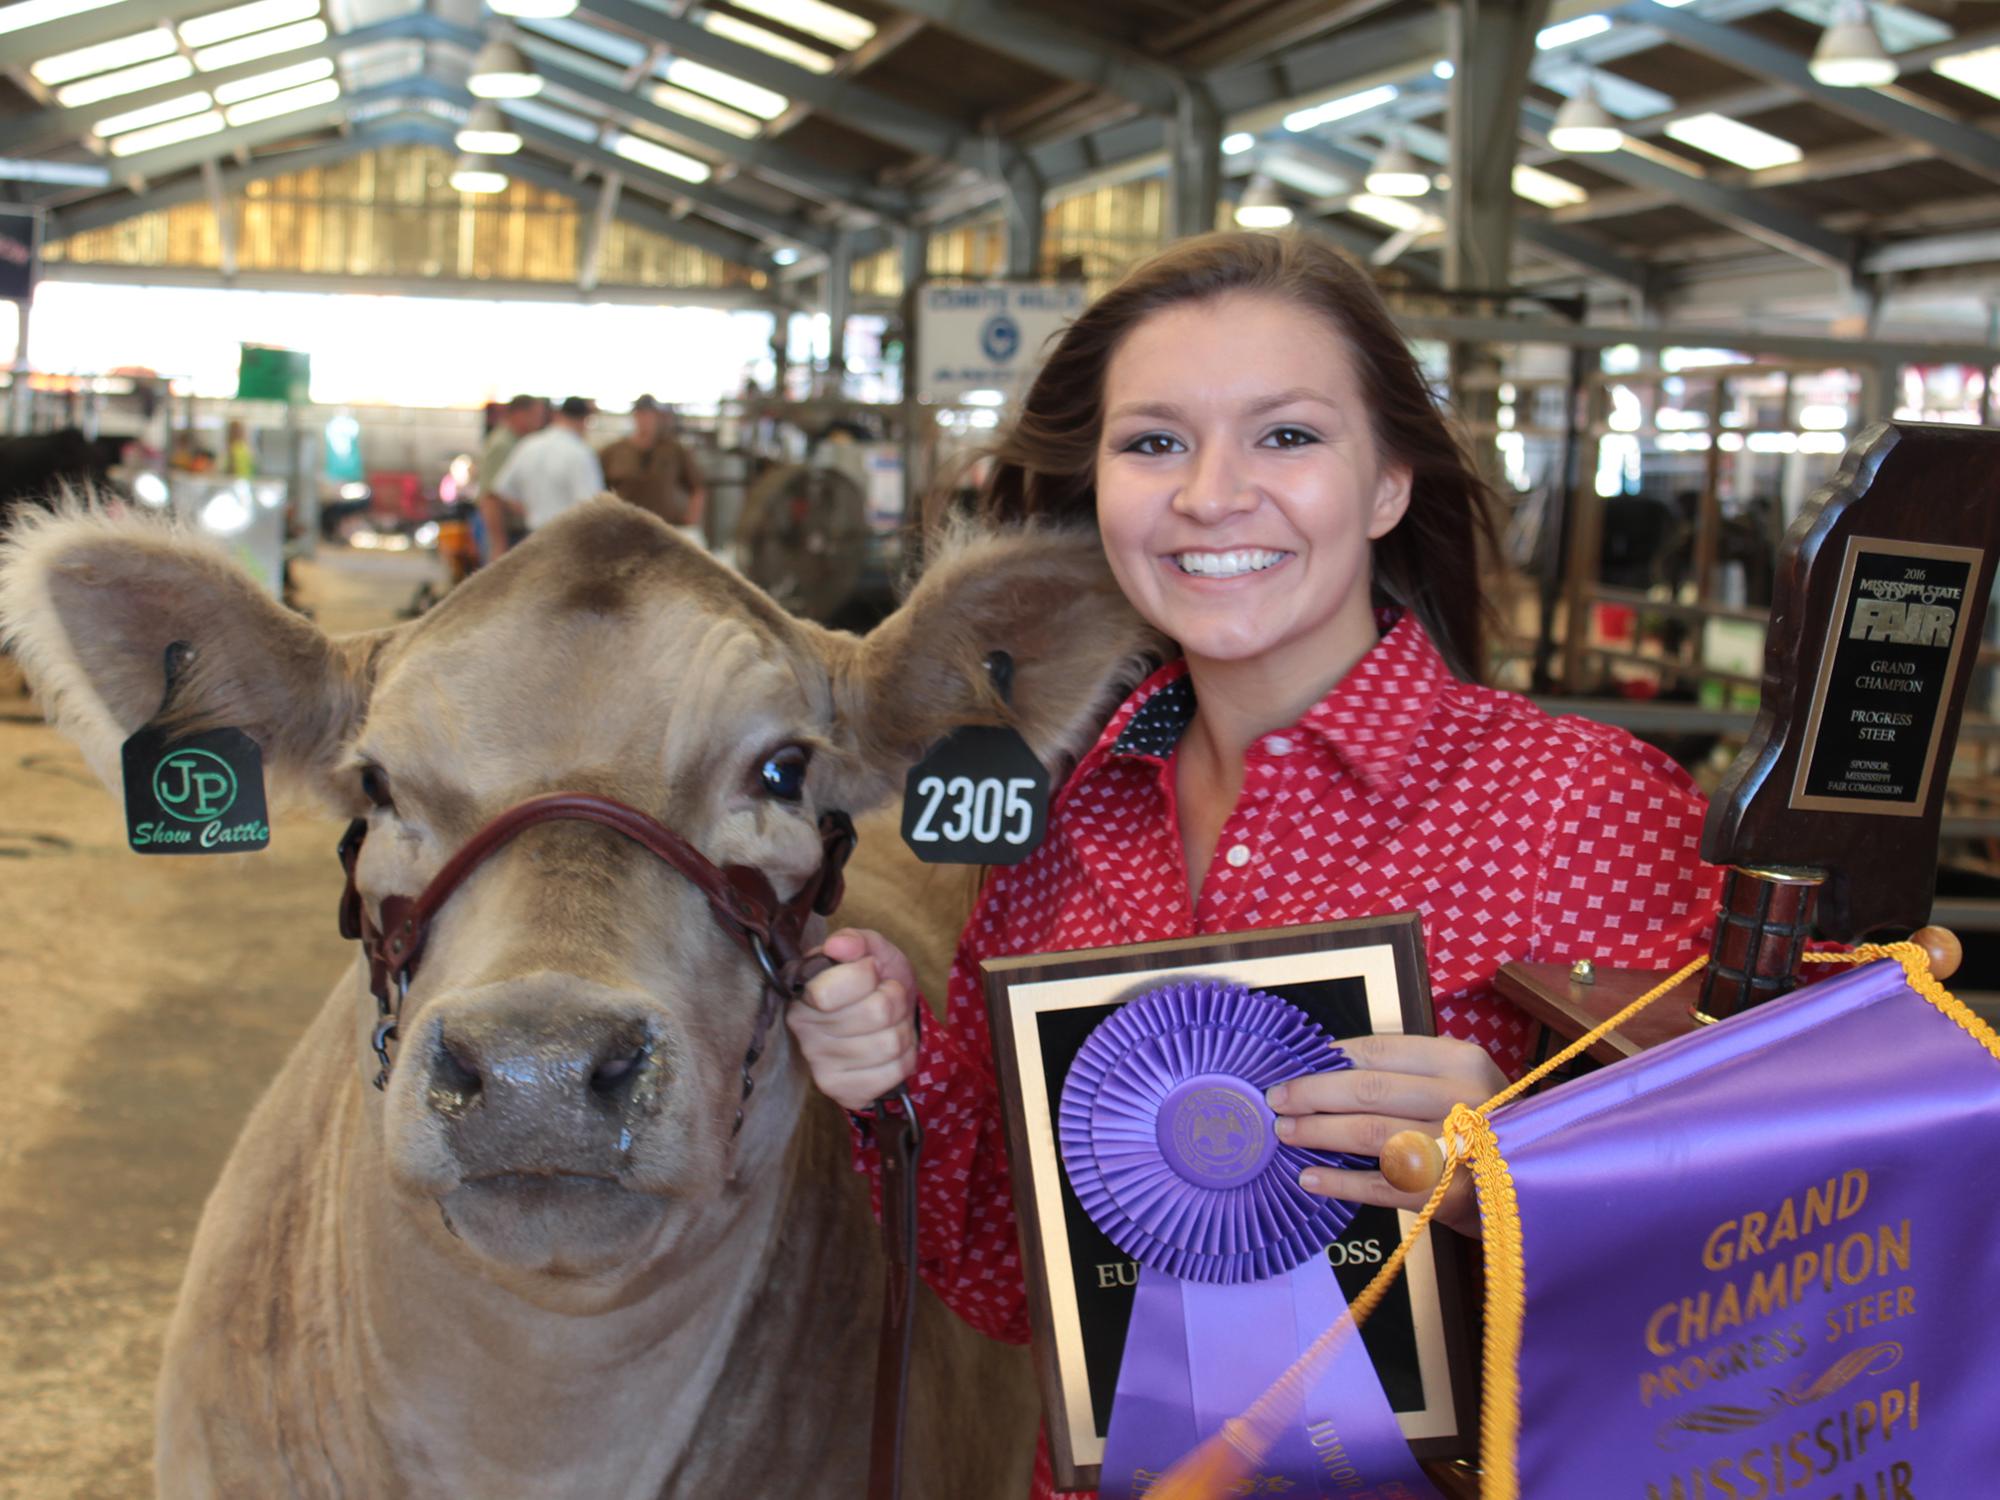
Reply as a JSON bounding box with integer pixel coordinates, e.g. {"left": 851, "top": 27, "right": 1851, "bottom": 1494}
{"left": 221, "top": 74, "right": 336, "bottom": 124}
{"left": 191, "top": 17, "right": 325, "bottom": 69}
{"left": 92, "top": 89, "right": 211, "bottom": 136}
{"left": 663, "top": 56, "right": 786, "bottom": 118}
{"left": 503, "top": 95, "right": 595, "bottom": 139}
{"left": 1663, "top": 112, "right": 1802, "bottom": 169}
{"left": 53, "top": 53, "right": 190, "bottom": 104}
{"left": 1932, "top": 42, "right": 2000, "bottom": 101}
{"left": 0, "top": 0, "right": 123, "bottom": 39}
{"left": 1282, "top": 82, "right": 1396, "bottom": 133}
{"left": 770, "top": 245, "right": 800, "bottom": 265}
{"left": 732, "top": 0, "right": 871, "bottom": 49}
{"left": 210, "top": 55, "right": 332, "bottom": 104}
{"left": 610, "top": 130, "right": 711, "bottom": 182}
{"left": 1234, "top": 173, "right": 1293, "bottom": 228}
{"left": 962, "top": 390, "right": 1006, "bottom": 406}
{"left": 488, "top": 0, "right": 575, "bottom": 14}
{"left": 31, "top": 26, "right": 174, "bottom": 84}
{"left": 450, "top": 154, "right": 508, "bottom": 194}
{"left": 1348, "top": 193, "right": 1428, "bottom": 231}
{"left": 106, "top": 108, "right": 224, "bottom": 155}
{"left": 468, "top": 36, "right": 541, "bottom": 98}
{"left": 455, "top": 101, "right": 521, "bottom": 155}
{"left": 1537, "top": 14, "right": 1611, "bottom": 49}
{"left": 1433, "top": 59, "right": 1454, "bottom": 79}
{"left": 1222, "top": 131, "right": 1255, "bottom": 154}
{"left": 1799, "top": 403, "right": 1849, "bottom": 429}
{"left": 1365, "top": 139, "right": 1430, "bottom": 197}
{"left": 1512, "top": 163, "right": 1588, "bottom": 207}
{"left": 650, "top": 80, "right": 761, "bottom": 137}
{"left": 177, "top": 0, "right": 317, "bottom": 47}
{"left": 698, "top": 10, "right": 833, "bottom": 73}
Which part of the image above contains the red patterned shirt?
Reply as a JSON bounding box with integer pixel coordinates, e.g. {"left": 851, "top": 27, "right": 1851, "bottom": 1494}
{"left": 860, "top": 613, "right": 1721, "bottom": 1497}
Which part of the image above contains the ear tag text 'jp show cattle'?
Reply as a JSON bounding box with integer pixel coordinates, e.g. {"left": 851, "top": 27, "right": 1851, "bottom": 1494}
{"left": 121, "top": 642, "right": 271, "bottom": 855}
{"left": 900, "top": 651, "right": 1049, "bottom": 865}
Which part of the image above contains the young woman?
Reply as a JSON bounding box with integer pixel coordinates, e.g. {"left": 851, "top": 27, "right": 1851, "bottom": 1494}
{"left": 788, "top": 231, "right": 1720, "bottom": 1496}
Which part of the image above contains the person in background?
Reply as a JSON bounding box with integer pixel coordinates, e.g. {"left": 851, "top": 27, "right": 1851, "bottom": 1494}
{"left": 480, "top": 396, "right": 604, "bottom": 559}
{"left": 225, "top": 420, "right": 255, "bottom": 479}
{"left": 476, "top": 394, "right": 542, "bottom": 507}
{"left": 600, "top": 394, "right": 707, "bottom": 546}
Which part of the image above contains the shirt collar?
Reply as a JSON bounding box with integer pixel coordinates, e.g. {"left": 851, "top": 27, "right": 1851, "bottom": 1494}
{"left": 1086, "top": 613, "right": 1455, "bottom": 796}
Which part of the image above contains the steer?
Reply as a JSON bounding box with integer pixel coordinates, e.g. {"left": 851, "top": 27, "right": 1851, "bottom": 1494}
{"left": 0, "top": 499, "right": 1156, "bottom": 1499}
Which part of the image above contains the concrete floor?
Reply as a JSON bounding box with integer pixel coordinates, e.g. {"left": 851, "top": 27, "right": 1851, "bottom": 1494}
{"left": 0, "top": 546, "right": 439, "bottom": 1499}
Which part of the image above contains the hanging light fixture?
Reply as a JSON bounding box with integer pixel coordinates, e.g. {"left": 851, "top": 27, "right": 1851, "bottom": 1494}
{"left": 468, "top": 37, "right": 541, "bottom": 99}
{"left": 1234, "top": 174, "right": 1294, "bottom": 228}
{"left": 1364, "top": 138, "right": 1430, "bottom": 197}
{"left": 487, "top": 0, "right": 577, "bottom": 16}
{"left": 1810, "top": 0, "right": 1896, "bottom": 87}
{"left": 455, "top": 100, "right": 522, "bottom": 154}
{"left": 1548, "top": 76, "right": 1623, "bottom": 153}
{"left": 450, "top": 152, "right": 510, "bottom": 194}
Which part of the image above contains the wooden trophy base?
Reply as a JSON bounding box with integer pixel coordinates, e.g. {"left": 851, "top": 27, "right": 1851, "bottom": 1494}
{"left": 1494, "top": 961, "right": 1706, "bottom": 1068}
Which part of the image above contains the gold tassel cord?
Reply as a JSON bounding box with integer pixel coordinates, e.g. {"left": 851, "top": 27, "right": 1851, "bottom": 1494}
{"left": 1152, "top": 944, "right": 1954, "bottom": 1499}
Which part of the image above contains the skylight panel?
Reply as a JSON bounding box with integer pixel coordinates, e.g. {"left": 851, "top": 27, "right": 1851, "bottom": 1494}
{"left": 1513, "top": 163, "right": 1588, "bottom": 207}
{"left": 192, "top": 16, "right": 324, "bottom": 69}
{"left": 1933, "top": 43, "right": 2000, "bottom": 101}
{"left": 732, "top": 0, "right": 871, "bottom": 50}
{"left": 92, "top": 89, "right": 212, "bottom": 136}
{"left": 518, "top": 14, "right": 646, "bottom": 66}
{"left": 31, "top": 26, "right": 174, "bottom": 84}
{"left": 502, "top": 94, "right": 598, "bottom": 140}
{"left": 53, "top": 52, "right": 191, "bottom": 104}
{"left": 178, "top": 0, "right": 317, "bottom": 47}
{"left": 698, "top": 10, "right": 833, "bottom": 74}
{"left": 222, "top": 74, "right": 337, "bottom": 124}
{"left": 609, "top": 129, "right": 711, "bottom": 182}
{"left": 650, "top": 80, "right": 760, "bottom": 137}
{"left": 1663, "top": 112, "right": 1802, "bottom": 169}
{"left": 1282, "top": 83, "right": 1396, "bottom": 134}
{"left": 1537, "top": 14, "right": 1611, "bottom": 49}
{"left": 1348, "top": 193, "right": 1428, "bottom": 231}
{"left": 663, "top": 56, "right": 785, "bottom": 119}
{"left": 106, "top": 108, "right": 225, "bottom": 155}
{"left": 0, "top": 0, "right": 124, "bottom": 40}
{"left": 211, "top": 54, "right": 333, "bottom": 103}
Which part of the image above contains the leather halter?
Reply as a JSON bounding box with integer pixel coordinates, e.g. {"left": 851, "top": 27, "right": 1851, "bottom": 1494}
{"left": 336, "top": 791, "right": 856, "bottom": 1127}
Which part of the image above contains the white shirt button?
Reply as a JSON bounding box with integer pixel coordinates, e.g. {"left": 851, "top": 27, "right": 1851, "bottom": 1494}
{"left": 1225, "top": 843, "right": 1251, "bottom": 869}
{"left": 1264, "top": 735, "right": 1294, "bottom": 756}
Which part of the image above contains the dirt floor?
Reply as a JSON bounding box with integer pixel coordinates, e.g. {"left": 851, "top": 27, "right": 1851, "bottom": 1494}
{"left": 0, "top": 545, "right": 439, "bottom": 1499}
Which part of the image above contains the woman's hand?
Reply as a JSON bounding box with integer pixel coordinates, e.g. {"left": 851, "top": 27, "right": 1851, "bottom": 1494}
{"left": 1266, "top": 1034, "right": 1506, "bottom": 1239}
{"left": 787, "top": 928, "right": 920, "bottom": 1113}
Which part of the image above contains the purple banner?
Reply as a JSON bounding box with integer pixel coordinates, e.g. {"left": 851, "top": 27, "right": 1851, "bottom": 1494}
{"left": 1489, "top": 958, "right": 2000, "bottom": 1498}
{"left": 1062, "top": 982, "right": 1442, "bottom": 1499}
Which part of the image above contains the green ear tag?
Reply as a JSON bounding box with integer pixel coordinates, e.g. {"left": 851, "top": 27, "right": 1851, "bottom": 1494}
{"left": 120, "top": 643, "right": 271, "bottom": 855}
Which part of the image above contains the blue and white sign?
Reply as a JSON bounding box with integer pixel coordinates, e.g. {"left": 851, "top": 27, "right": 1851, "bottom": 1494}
{"left": 918, "top": 281, "right": 1087, "bottom": 403}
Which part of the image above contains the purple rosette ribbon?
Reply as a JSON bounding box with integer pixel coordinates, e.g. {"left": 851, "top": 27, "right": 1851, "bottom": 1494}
{"left": 1060, "top": 980, "right": 1442, "bottom": 1500}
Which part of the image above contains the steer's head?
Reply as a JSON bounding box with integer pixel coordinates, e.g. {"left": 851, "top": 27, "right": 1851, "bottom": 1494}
{"left": 1, "top": 501, "right": 1153, "bottom": 1283}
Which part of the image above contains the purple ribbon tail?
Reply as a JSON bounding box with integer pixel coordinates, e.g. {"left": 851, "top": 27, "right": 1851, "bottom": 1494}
{"left": 1101, "top": 1257, "right": 1442, "bottom": 1500}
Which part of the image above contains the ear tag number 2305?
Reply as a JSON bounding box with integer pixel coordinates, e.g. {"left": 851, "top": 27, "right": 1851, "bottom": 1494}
{"left": 899, "top": 652, "right": 1050, "bottom": 865}
{"left": 120, "top": 642, "right": 271, "bottom": 855}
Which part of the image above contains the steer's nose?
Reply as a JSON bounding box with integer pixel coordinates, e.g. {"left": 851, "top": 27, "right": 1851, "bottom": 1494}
{"left": 422, "top": 1003, "right": 664, "bottom": 1171}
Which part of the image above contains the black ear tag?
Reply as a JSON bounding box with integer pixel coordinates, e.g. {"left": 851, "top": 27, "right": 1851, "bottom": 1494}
{"left": 900, "top": 651, "right": 1049, "bottom": 866}
{"left": 120, "top": 643, "right": 271, "bottom": 855}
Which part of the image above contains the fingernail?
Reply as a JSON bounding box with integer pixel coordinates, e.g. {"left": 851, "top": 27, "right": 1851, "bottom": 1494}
{"left": 1274, "top": 1117, "right": 1296, "bottom": 1140}
{"left": 1299, "top": 1169, "right": 1321, "bottom": 1193}
{"left": 1266, "top": 1083, "right": 1287, "bottom": 1108}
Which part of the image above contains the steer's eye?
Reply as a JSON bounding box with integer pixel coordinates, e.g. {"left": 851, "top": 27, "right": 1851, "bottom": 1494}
{"left": 758, "top": 745, "right": 810, "bottom": 803}
{"left": 359, "top": 765, "right": 394, "bottom": 811}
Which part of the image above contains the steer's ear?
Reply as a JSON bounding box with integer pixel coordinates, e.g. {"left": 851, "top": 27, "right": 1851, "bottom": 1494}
{"left": 0, "top": 505, "right": 389, "bottom": 808}
{"left": 817, "top": 521, "right": 1161, "bottom": 810}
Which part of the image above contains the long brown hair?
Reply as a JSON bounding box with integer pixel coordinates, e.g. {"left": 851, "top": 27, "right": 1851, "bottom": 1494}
{"left": 965, "top": 231, "right": 1498, "bottom": 682}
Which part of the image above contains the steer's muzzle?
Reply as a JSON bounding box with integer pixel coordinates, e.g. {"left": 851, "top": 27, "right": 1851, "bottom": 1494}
{"left": 422, "top": 993, "right": 668, "bottom": 1181}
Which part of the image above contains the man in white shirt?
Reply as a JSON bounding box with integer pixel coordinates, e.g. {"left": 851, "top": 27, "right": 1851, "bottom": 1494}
{"left": 481, "top": 396, "right": 604, "bottom": 559}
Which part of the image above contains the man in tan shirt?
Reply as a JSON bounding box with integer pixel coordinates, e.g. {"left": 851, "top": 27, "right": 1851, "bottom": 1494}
{"left": 601, "top": 395, "right": 706, "bottom": 542}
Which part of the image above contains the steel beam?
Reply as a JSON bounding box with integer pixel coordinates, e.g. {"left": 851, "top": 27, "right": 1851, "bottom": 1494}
{"left": 1519, "top": 100, "right": 1858, "bottom": 272}
{"left": 1000, "top": 152, "right": 1043, "bottom": 276}
{"left": 504, "top": 113, "right": 831, "bottom": 253}
{"left": 498, "top": 150, "right": 768, "bottom": 267}
{"left": 1168, "top": 80, "right": 1222, "bottom": 238}
{"left": 1629, "top": 0, "right": 2000, "bottom": 186}
{"left": 874, "top": 0, "right": 1184, "bottom": 115}
{"left": 1447, "top": 0, "right": 1550, "bottom": 291}
{"left": 519, "top": 43, "right": 913, "bottom": 221}
{"left": 579, "top": 171, "right": 620, "bottom": 292}
{"left": 825, "top": 228, "right": 852, "bottom": 392}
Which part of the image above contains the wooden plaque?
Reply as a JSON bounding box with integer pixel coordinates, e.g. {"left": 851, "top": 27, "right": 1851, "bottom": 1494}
{"left": 981, "top": 915, "right": 1476, "bottom": 1492}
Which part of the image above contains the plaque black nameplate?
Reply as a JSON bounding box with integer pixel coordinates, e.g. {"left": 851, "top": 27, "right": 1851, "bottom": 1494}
{"left": 1790, "top": 536, "right": 1982, "bottom": 816}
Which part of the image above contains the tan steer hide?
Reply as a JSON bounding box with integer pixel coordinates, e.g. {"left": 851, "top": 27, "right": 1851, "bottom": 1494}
{"left": 0, "top": 500, "right": 1157, "bottom": 1500}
